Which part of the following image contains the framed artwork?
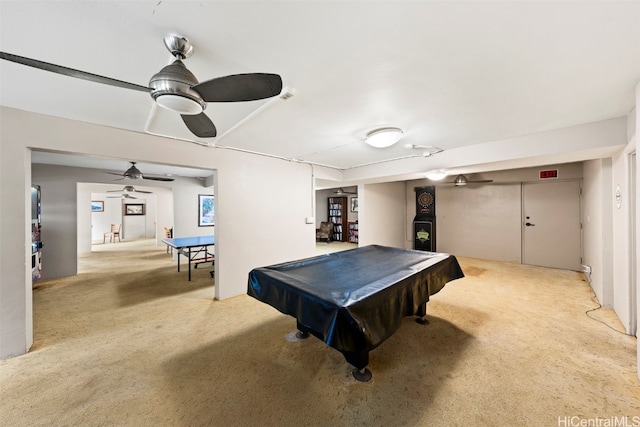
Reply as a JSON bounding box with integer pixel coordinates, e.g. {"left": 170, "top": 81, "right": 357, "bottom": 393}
{"left": 198, "top": 194, "right": 215, "bottom": 227}
{"left": 125, "top": 204, "right": 145, "bottom": 215}
{"left": 91, "top": 201, "right": 104, "bottom": 212}
{"left": 350, "top": 197, "right": 358, "bottom": 213}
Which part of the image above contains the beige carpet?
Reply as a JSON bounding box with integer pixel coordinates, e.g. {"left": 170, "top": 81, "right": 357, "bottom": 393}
{"left": 1, "top": 239, "right": 638, "bottom": 426}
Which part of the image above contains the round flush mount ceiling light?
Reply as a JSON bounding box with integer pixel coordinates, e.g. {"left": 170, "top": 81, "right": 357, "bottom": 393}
{"left": 365, "top": 127, "right": 404, "bottom": 148}
{"left": 425, "top": 170, "right": 447, "bottom": 181}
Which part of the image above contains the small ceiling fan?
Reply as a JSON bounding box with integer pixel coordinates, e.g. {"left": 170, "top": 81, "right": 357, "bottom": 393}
{"left": 0, "top": 34, "right": 283, "bottom": 138}
{"left": 105, "top": 162, "right": 174, "bottom": 182}
{"left": 108, "top": 193, "right": 138, "bottom": 199}
{"left": 446, "top": 174, "right": 493, "bottom": 186}
{"left": 107, "top": 185, "right": 152, "bottom": 194}
{"left": 332, "top": 188, "right": 357, "bottom": 195}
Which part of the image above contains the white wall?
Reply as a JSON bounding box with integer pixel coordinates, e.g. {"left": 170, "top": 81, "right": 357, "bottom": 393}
{"left": 358, "top": 181, "right": 405, "bottom": 248}
{"left": 434, "top": 184, "right": 522, "bottom": 262}
{"left": 583, "top": 159, "right": 614, "bottom": 306}
{"left": 215, "top": 153, "right": 314, "bottom": 299}
{"left": 636, "top": 86, "right": 640, "bottom": 379}
{"left": 405, "top": 164, "right": 583, "bottom": 260}
{"left": 155, "top": 189, "right": 174, "bottom": 247}
{"left": 172, "top": 182, "right": 213, "bottom": 238}
{"left": 611, "top": 147, "right": 634, "bottom": 331}
{"left": 77, "top": 188, "right": 92, "bottom": 253}
{"left": 31, "top": 164, "right": 81, "bottom": 281}
{"left": 1, "top": 107, "right": 315, "bottom": 359}
{"left": 90, "top": 195, "right": 124, "bottom": 241}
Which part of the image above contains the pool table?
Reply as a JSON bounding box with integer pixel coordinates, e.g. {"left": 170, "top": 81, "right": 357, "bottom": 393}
{"left": 247, "top": 245, "right": 464, "bottom": 381}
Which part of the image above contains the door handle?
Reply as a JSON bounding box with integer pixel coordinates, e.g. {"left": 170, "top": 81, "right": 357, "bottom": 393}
{"left": 525, "top": 222, "right": 535, "bottom": 227}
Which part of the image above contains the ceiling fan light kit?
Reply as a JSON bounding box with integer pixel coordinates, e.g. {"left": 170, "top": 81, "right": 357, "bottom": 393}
{"left": 107, "top": 185, "right": 152, "bottom": 194}
{"left": 454, "top": 174, "right": 468, "bottom": 186}
{"left": 154, "top": 93, "right": 204, "bottom": 115}
{"left": 365, "top": 127, "right": 404, "bottom": 148}
{"left": 149, "top": 57, "right": 206, "bottom": 115}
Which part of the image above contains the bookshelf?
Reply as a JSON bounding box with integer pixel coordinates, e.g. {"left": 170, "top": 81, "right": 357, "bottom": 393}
{"left": 348, "top": 221, "right": 358, "bottom": 243}
{"left": 328, "top": 196, "right": 348, "bottom": 242}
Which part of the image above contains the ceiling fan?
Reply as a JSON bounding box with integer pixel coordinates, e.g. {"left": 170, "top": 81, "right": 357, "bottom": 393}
{"left": 107, "top": 185, "right": 152, "bottom": 194}
{"left": 446, "top": 174, "right": 493, "bottom": 186}
{"left": 0, "top": 34, "right": 283, "bottom": 138}
{"left": 332, "top": 188, "right": 357, "bottom": 195}
{"left": 107, "top": 193, "right": 138, "bottom": 199}
{"left": 105, "top": 162, "right": 174, "bottom": 182}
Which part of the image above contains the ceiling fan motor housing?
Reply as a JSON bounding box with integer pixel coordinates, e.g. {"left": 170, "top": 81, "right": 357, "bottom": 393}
{"left": 125, "top": 164, "right": 143, "bottom": 179}
{"left": 149, "top": 60, "right": 206, "bottom": 114}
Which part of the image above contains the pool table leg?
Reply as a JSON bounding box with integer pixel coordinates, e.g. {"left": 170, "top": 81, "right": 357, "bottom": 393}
{"left": 295, "top": 321, "right": 373, "bottom": 382}
{"left": 343, "top": 350, "right": 372, "bottom": 382}
{"left": 295, "top": 321, "right": 310, "bottom": 339}
{"left": 416, "top": 302, "right": 430, "bottom": 325}
{"left": 352, "top": 367, "right": 372, "bottom": 382}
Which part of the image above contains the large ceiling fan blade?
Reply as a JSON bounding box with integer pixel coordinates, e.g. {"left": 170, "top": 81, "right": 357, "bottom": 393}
{"left": 193, "top": 73, "right": 283, "bottom": 102}
{"left": 181, "top": 113, "right": 217, "bottom": 138}
{"left": 0, "top": 52, "right": 150, "bottom": 93}
{"left": 333, "top": 188, "right": 357, "bottom": 195}
{"left": 446, "top": 174, "right": 494, "bottom": 186}
{"left": 141, "top": 174, "right": 175, "bottom": 182}
{"left": 108, "top": 195, "right": 137, "bottom": 199}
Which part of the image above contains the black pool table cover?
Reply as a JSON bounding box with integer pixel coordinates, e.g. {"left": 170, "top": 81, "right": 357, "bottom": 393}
{"left": 247, "top": 245, "right": 464, "bottom": 375}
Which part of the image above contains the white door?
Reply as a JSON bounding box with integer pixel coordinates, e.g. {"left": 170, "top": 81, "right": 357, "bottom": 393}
{"left": 522, "top": 180, "right": 582, "bottom": 271}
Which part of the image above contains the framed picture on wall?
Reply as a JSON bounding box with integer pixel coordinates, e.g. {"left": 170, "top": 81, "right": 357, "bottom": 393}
{"left": 350, "top": 197, "right": 358, "bottom": 212}
{"left": 198, "top": 194, "right": 215, "bottom": 227}
{"left": 91, "top": 201, "right": 104, "bottom": 212}
{"left": 125, "top": 204, "right": 145, "bottom": 215}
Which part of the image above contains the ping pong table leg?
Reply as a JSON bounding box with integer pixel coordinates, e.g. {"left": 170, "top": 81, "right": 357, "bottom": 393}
{"left": 188, "top": 247, "right": 192, "bottom": 281}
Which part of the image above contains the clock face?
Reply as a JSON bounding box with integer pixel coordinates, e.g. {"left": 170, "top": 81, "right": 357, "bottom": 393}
{"left": 418, "top": 192, "right": 433, "bottom": 208}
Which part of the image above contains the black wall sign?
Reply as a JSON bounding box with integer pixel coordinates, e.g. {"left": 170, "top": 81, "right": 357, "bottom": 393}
{"left": 415, "top": 186, "right": 436, "bottom": 217}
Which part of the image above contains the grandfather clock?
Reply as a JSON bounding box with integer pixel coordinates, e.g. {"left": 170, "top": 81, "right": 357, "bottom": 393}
{"left": 413, "top": 186, "right": 436, "bottom": 252}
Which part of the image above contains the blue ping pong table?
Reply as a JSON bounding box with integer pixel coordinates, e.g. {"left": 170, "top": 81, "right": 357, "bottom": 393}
{"left": 162, "top": 235, "right": 215, "bottom": 281}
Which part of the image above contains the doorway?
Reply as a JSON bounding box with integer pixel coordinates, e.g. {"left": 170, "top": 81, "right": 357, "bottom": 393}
{"left": 522, "top": 180, "right": 582, "bottom": 271}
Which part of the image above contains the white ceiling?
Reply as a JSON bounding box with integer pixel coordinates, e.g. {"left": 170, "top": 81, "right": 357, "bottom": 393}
{"left": 1, "top": 1, "right": 639, "bottom": 176}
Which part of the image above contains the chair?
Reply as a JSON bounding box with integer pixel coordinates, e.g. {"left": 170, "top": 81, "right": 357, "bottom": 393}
{"left": 316, "top": 221, "right": 334, "bottom": 243}
{"left": 103, "top": 224, "right": 121, "bottom": 243}
{"left": 164, "top": 227, "right": 173, "bottom": 254}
